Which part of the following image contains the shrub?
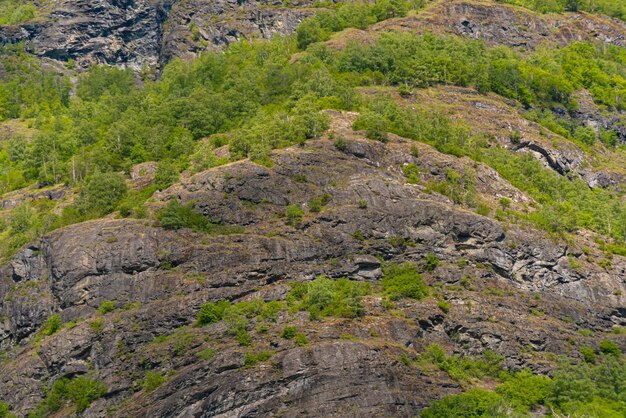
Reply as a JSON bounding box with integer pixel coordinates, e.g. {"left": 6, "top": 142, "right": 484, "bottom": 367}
{"left": 334, "top": 138, "right": 347, "bottom": 151}
{"left": 580, "top": 346, "right": 597, "bottom": 364}
{"left": 172, "top": 333, "right": 195, "bottom": 356}
{"left": 143, "top": 371, "right": 166, "bottom": 392}
{"left": 76, "top": 172, "right": 128, "bottom": 216}
{"left": 286, "top": 204, "right": 304, "bottom": 225}
{"left": 243, "top": 351, "right": 273, "bottom": 368}
{"left": 197, "top": 300, "right": 231, "bottom": 325}
{"left": 235, "top": 329, "right": 252, "bottom": 346}
{"left": 495, "top": 369, "right": 552, "bottom": 412}
{"left": 353, "top": 110, "right": 389, "bottom": 142}
{"left": 382, "top": 263, "right": 429, "bottom": 300}
{"left": 40, "top": 314, "right": 62, "bottom": 337}
{"left": 402, "top": 163, "right": 420, "bottom": 184}
{"left": 599, "top": 340, "right": 621, "bottom": 356}
{"left": 97, "top": 300, "right": 116, "bottom": 315}
{"left": 294, "top": 333, "right": 309, "bottom": 346}
{"left": 0, "top": 402, "right": 14, "bottom": 418}
{"left": 89, "top": 318, "right": 104, "bottom": 333}
{"left": 31, "top": 377, "right": 107, "bottom": 414}
{"left": 159, "top": 199, "right": 208, "bottom": 231}
{"left": 197, "top": 347, "right": 216, "bottom": 361}
{"left": 438, "top": 300, "right": 451, "bottom": 313}
{"left": 424, "top": 253, "right": 440, "bottom": 272}
{"left": 421, "top": 388, "right": 510, "bottom": 418}
{"left": 420, "top": 344, "right": 504, "bottom": 383}
{"left": 154, "top": 161, "right": 179, "bottom": 190}
{"left": 288, "top": 277, "right": 370, "bottom": 319}
{"left": 281, "top": 326, "right": 298, "bottom": 339}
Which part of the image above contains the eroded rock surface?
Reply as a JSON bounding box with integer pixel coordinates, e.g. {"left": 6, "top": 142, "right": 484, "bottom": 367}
{"left": 1, "top": 127, "right": 624, "bottom": 416}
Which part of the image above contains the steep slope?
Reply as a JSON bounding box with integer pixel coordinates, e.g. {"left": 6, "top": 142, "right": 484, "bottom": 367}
{"left": 0, "top": 0, "right": 316, "bottom": 72}
{"left": 1, "top": 0, "right": 626, "bottom": 417}
{"left": 0, "top": 112, "right": 624, "bottom": 416}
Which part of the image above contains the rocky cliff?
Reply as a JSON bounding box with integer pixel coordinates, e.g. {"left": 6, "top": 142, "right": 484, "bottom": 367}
{"left": 0, "top": 0, "right": 315, "bottom": 72}
{"left": 0, "top": 110, "right": 624, "bottom": 416}
{"left": 1, "top": 0, "right": 626, "bottom": 417}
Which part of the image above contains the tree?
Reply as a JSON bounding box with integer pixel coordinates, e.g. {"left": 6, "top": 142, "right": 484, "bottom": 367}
{"left": 296, "top": 18, "right": 323, "bottom": 50}
{"left": 76, "top": 171, "right": 127, "bottom": 215}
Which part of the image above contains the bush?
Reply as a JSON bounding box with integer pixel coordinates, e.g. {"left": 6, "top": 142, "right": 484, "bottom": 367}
{"left": 294, "top": 333, "right": 309, "bottom": 346}
{"left": 580, "top": 345, "right": 597, "bottom": 364}
{"left": 424, "top": 253, "right": 440, "bottom": 272}
{"left": 599, "top": 340, "right": 622, "bottom": 356}
{"left": 0, "top": 402, "right": 14, "bottom": 418}
{"left": 421, "top": 344, "right": 504, "bottom": 383}
{"left": 438, "top": 300, "right": 451, "bottom": 313}
{"left": 143, "top": 371, "right": 166, "bottom": 392}
{"left": 288, "top": 277, "right": 370, "bottom": 319}
{"left": 31, "top": 377, "right": 107, "bottom": 414}
{"left": 76, "top": 172, "right": 127, "bottom": 216}
{"left": 281, "top": 326, "right": 298, "bottom": 339}
{"left": 158, "top": 199, "right": 218, "bottom": 232}
{"left": 197, "top": 300, "right": 231, "bottom": 325}
{"left": 495, "top": 369, "right": 552, "bottom": 411}
{"left": 402, "top": 163, "right": 420, "bottom": 184}
{"left": 243, "top": 351, "right": 273, "bottom": 368}
{"left": 353, "top": 110, "right": 389, "bottom": 142}
{"left": 381, "top": 263, "right": 429, "bottom": 300}
{"left": 97, "top": 300, "right": 116, "bottom": 315}
{"left": 286, "top": 204, "right": 304, "bottom": 225}
{"left": 40, "top": 314, "right": 62, "bottom": 337}
{"left": 421, "top": 388, "right": 511, "bottom": 418}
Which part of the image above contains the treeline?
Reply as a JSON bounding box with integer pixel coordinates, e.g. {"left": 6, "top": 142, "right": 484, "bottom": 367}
{"left": 0, "top": 0, "right": 625, "bottom": 260}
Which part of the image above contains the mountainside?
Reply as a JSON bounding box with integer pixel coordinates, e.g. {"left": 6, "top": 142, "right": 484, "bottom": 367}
{"left": 0, "top": 0, "right": 626, "bottom": 417}
{"left": 0, "top": 0, "right": 316, "bottom": 72}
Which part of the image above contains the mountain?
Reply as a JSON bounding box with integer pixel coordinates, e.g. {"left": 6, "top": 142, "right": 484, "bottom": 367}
{"left": 0, "top": 0, "right": 625, "bottom": 417}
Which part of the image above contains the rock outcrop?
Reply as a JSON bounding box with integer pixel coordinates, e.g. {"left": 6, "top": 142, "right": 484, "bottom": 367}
{"left": 0, "top": 115, "right": 624, "bottom": 416}
{"left": 0, "top": 0, "right": 314, "bottom": 72}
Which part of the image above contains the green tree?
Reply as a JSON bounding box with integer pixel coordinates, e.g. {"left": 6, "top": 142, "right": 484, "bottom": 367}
{"left": 76, "top": 172, "right": 128, "bottom": 215}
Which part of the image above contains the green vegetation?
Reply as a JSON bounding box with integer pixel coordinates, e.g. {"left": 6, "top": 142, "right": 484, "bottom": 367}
{"left": 1, "top": 1, "right": 625, "bottom": 262}
{"left": 196, "top": 300, "right": 232, "bottom": 326}
{"left": 419, "top": 344, "right": 505, "bottom": 383}
{"left": 498, "top": 0, "right": 626, "bottom": 21}
{"left": 296, "top": 0, "right": 423, "bottom": 49}
{"left": 243, "top": 350, "right": 273, "bottom": 368}
{"left": 286, "top": 204, "right": 304, "bottom": 225}
{"left": 143, "top": 371, "right": 166, "bottom": 392}
{"left": 287, "top": 277, "right": 370, "bottom": 320}
{"left": 381, "top": 263, "right": 429, "bottom": 300}
{"left": 28, "top": 377, "right": 107, "bottom": 416}
{"left": 197, "top": 347, "right": 216, "bottom": 361}
{"left": 196, "top": 299, "right": 289, "bottom": 347}
{"left": 97, "top": 300, "right": 116, "bottom": 315}
{"left": 158, "top": 200, "right": 243, "bottom": 235}
{"left": 38, "top": 314, "right": 62, "bottom": 338}
{"left": 0, "top": 402, "right": 15, "bottom": 418}
{"left": 353, "top": 94, "right": 626, "bottom": 251}
{"left": 421, "top": 346, "right": 626, "bottom": 418}
{"left": 402, "top": 163, "right": 420, "bottom": 184}
{"left": 0, "top": 1, "right": 35, "bottom": 26}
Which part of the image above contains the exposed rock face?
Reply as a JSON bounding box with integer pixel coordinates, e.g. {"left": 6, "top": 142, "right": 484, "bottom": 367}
{"left": 4, "top": 0, "right": 626, "bottom": 74}
{"left": 160, "top": 0, "right": 315, "bottom": 66}
{"left": 0, "top": 0, "right": 314, "bottom": 72}
{"left": 1, "top": 0, "right": 171, "bottom": 71}
{"left": 0, "top": 118, "right": 624, "bottom": 415}
{"left": 375, "top": 0, "right": 626, "bottom": 50}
